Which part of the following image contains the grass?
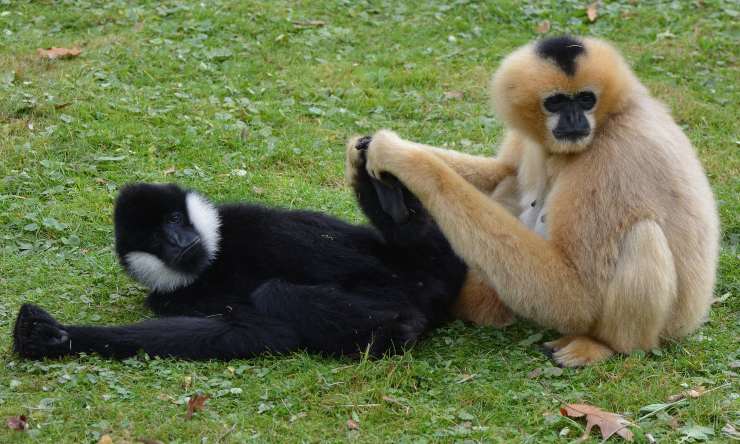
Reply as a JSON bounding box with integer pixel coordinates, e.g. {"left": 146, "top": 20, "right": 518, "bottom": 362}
{"left": 0, "top": 0, "right": 737, "bottom": 442}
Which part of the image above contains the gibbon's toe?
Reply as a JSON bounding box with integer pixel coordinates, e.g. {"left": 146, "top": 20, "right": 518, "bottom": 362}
{"left": 543, "top": 335, "right": 577, "bottom": 352}
{"left": 13, "top": 304, "right": 69, "bottom": 359}
{"left": 550, "top": 336, "right": 614, "bottom": 367}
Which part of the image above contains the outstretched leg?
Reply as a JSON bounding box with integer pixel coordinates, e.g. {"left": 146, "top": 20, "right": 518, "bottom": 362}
{"left": 249, "top": 280, "right": 427, "bottom": 357}
{"left": 13, "top": 303, "right": 300, "bottom": 360}
{"left": 346, "top": 136, "right": 436, "bottom": 247}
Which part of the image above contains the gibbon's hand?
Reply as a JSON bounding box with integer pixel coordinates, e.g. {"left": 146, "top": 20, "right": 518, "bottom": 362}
{"left": 364, "top": 130, "right": 420, "bottom": 180}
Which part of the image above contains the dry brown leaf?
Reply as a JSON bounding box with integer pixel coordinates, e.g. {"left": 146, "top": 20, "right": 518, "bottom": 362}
{"left": 536, "top": 20, "right": 551, "bottom": 34}
{"left": 37, "top": 47, "right": 81, "bottom": 60}
{"left": 527, "top": 367, "right": 543, "bottom": 379}
{"left": 587, "top": 2, "right": 599, "bottom": 22}
{"left": 6, "top": 415, "right": 28, "bottom": 431}
{"left": 346, "top": 419, "right": 360, "bottom": 430}
{"left": 560, "top": 403, "right": 634, "bottom": 442}
{"left": 667, "top": 385, "right": 706, "bottom": 402}
{"left": 443, "top": 91, "right": 464, "bottom": 100}
{"left": 185, "top": 394, "right": 209, "bottom": 419}
{"left": 163, "top": 166, "right": 176, "bottom": 175}
{"left": 98, "top": 435, "right": 113, "bottom": 444}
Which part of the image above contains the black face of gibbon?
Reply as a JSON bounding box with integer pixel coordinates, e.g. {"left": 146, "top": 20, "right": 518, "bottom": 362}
{"left": 543, "top": 91, "right": 597, "bottom": 141}
{"left": 114, "top": 183, "right": 213, "bottom": 280}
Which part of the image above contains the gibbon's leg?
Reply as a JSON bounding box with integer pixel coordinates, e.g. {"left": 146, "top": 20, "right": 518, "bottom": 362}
{"left": 545, "top": 221, "right": 678, "bottom": 366}
{"left": 13, "top": 303, "right": 300, "bottom": 360}
{"left": 347, "top": 136, "right": 515, "bottom": 328}
{"left": 346, "top": 137, "right": 436, "bottom": 247}
{"left": 363, "top": 131, "right": 597, "bottom": 334}
{"left": 250, "top": 280, "right": 427, "bottom": 357}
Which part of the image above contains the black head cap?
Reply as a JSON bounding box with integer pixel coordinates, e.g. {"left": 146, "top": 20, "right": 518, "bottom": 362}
{"left": 536, "top": 35, "right": 585, "bottom": 76}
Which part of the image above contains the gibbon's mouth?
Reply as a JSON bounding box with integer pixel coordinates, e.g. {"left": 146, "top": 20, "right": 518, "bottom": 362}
{"left": 552, "top": 129, "right": 590, "bottom": 141}
{"left": 174, "top": 237, "right": 202, "bottom": 264}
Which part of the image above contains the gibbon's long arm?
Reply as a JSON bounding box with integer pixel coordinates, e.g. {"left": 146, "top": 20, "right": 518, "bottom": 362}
{"left": 390, "top": 139, "right": 516, "bottom": 194}
{"left": 364, "top": 131, "right": 596, "bottom": 332}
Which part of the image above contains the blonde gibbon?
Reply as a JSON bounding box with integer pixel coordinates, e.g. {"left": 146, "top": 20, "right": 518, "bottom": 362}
{"left": 351, "top": 36, "right": 719, "bottom": 367}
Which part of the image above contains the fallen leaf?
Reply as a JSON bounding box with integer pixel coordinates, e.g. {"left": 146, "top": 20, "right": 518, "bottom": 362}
{"left": 587, "top": 2, "right": 598, "bottom": 22}
{"left": 6, "top": 415, "right": 28, "bottom": 431}
{"left": 185, "top": 394, "right": 209, "bottom": 419}
{"left": 346, "top": 418, "right": 360, "bottom": 430}
{"left": 443, "top": 91, "right": 464, "bottom": 100}
{"left": 292, "top": 20, "right": 326, "bottom": 28}
{"left": 252, "top": 186, "right": 264, "bottom": 195}
{"left": 667, "top": 385, "right": 706, "bottom": 402}
{"left": 289, "top": 412, "right": 307, "bottom": 422}
{"left": 182, "top": 375, "right": 192, "bottom": 389}
{"left": 527, "top": 368, "right": 543, "bottom": 379}
{"left": 560, "top": 403, "right": 634, "bottom": 441}
{"left": 542, "top": 366, "right": 564, "bottom": 377}
{"left": 37, "top": 47, "right": 81, "bottom": 60}
{"left": 722, "top": 423, "right": 740, "bottom": 439}
{"left": 712, "top": 292, "right": 730, "bottom": 304}
{"left": 163, "top": 166, "right": 176, "bottom": 175}
{"left": 98, "top": 435, "right": 113, "bottom": 444}
{"left": 518, "top": 332, "right": 543, "bottom": 347}
{"left": 679, "top": 424, "right": 714, "bottom": 441}
{"left": 536, "top": 20, "right": 551, "bottom": 34}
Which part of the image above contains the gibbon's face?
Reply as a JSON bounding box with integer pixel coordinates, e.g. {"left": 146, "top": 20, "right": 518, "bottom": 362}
{"left": 114, "top": 183, "right": 221, "bottom": 292}
{"left": 490, "top": 36, "right": 634, "bottom": 154}
{"left": 541, "top": 89, "right": 598, "bottom": 151}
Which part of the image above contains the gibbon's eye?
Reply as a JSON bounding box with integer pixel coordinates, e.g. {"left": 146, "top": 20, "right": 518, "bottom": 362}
{"left": 543, "top": 94, "right": 570, "bottom": 113}
{"left": 167, "top": 212, "right": 184, "bottom": 225}
{"left": 575, "top": 91, "right": 597, "bottom": 110}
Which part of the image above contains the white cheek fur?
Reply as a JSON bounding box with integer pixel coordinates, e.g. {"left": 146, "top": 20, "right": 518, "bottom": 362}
{"left": 185, "top": 192, "right": 221, "bottom": 260}
{"left": 125, "top": 252, "right": 196, "bottom": 293}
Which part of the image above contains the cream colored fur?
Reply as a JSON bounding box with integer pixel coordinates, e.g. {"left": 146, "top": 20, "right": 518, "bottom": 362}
{"left": 352, "top": 37, "right": 719, "bottom": 367}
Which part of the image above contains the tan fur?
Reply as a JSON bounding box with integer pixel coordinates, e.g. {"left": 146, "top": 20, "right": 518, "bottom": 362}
{"left": 354, "top": 37, "right": 719, "bottom": 366}
{"left": 453, "top": 269, "right": 515, "bottom": 328}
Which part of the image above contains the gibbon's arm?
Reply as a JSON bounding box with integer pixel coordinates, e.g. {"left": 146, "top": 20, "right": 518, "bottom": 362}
{"left": 383, "top": 138, "right": 517, "bottom": 194}
{"left": 364, "top": 131, "right": 596, "bottom": 331}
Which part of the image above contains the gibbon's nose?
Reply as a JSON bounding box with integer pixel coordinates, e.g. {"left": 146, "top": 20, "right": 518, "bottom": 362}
{"left": 167, "top": 228, "right": 201, "bottom": 250}
{"left": 554, "top": 113, "right": 590, "bottom": 140}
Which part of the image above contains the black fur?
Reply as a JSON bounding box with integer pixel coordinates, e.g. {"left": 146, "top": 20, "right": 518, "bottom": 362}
{"left": 536, "top": 35, "right": 585, "bottom": 76}
{"left": 13, "top": 142, "right": 467, "bottom": 360}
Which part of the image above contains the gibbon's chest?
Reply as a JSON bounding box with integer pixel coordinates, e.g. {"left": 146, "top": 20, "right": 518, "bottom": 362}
{"left": 516, "top": 147, "right": 561, "bottom": 239}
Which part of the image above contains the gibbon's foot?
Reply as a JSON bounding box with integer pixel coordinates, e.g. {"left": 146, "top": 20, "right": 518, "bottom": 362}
{"left": 368, "top": 309, "right": 428, "bottom": 356}
{"left": 354, "top": 135, "right": 372, "bottom": 151}
{"left": 543, "top": 335, "right": 615, "bottom": 367}
{"left": 13, "top": 304, "right": 71, "bottom": 360}
{"left": 345, "top": 136, "right": 370, "bottom": 185}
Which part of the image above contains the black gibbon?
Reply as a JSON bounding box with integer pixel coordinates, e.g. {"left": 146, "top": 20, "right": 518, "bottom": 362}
{"left": 13, "top": 142, "right": 467, "bottom": 360}
{"left": 358, "top": 36, "right": 719, "bottom": 366}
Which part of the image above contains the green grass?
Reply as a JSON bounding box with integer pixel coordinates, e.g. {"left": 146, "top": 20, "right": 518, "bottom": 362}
{"left": 0, "top": 0, "right": 738, "bottom": 442}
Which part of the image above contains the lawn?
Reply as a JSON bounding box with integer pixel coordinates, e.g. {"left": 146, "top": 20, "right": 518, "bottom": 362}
{"left": 0, "top": 0, "right": 738, "bottom": 442}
